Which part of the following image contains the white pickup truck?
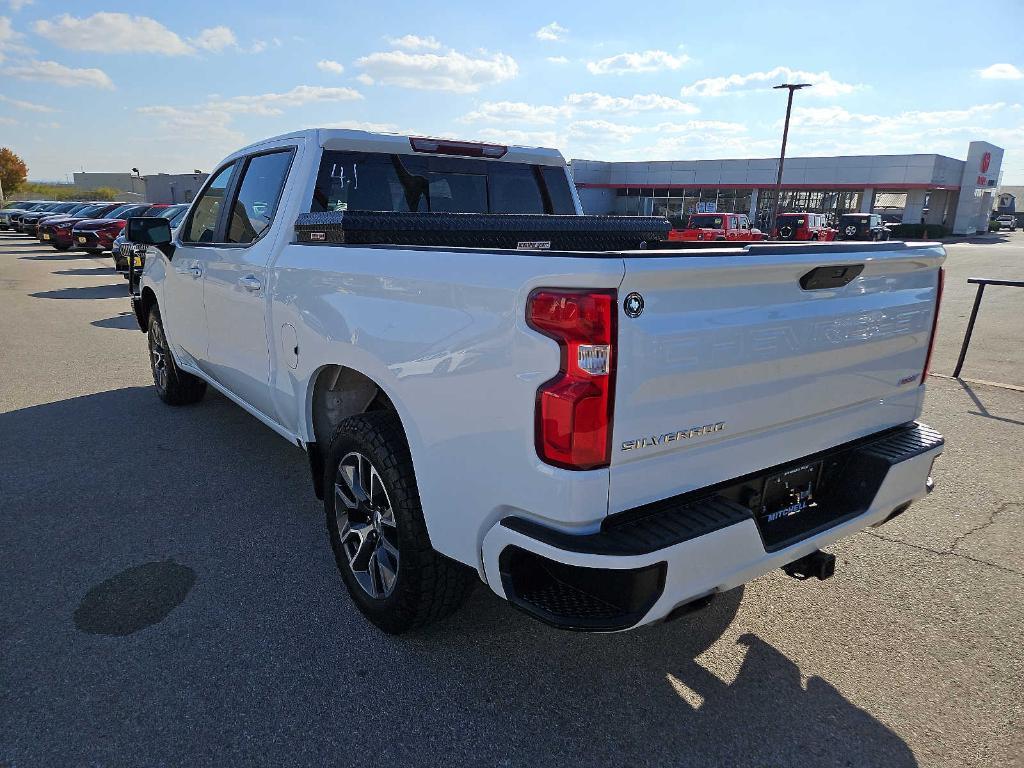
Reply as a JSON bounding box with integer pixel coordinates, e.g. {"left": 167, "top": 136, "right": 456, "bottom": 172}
{"left": 125, "top": 129, "right": 945, "bottom": 634}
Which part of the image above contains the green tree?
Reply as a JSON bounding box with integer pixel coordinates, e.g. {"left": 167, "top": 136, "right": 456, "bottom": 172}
{"left": 90, "top": 186, "right": 120, "bottom": 201}
{"left": 0, "top": 147, "right": 29, "bottom": 198}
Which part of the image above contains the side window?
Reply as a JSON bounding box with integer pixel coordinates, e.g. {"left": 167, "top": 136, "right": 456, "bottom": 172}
{"left": 227, "top": 150, "right": 293, "bottom": 244}
{"left": 183, "top": 162, "right": 236, "bottom": 243}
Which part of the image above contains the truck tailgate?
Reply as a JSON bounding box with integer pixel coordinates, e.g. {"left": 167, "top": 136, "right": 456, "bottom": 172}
{"left": 609, "top": 243, "right": 944, "bottom": 513}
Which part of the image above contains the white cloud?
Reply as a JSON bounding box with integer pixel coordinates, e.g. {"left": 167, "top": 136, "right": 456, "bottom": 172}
{"left": 535, "top": 22, "right": 567, "bottom": 42}
{"left": 0, "top": 15, "right": 33, "bottom": 62}
{"left": 34, "top": 13, "right": 193, "bottom": 55}
{"left": 475, "top": 127, "right": 561, "bottom": 148}
{"left": 461, "top": 100, "right": 571, "bottom": 124}
{"left": 323, "top": 120, "right": 405, "bottom": 133}
{"left": 566, "top": 92, "right": 699, "bottom": 114}
{"left": 249, "top": 39, "right": 267, "bottom": 53}
{"left": 0, "top": 15, "right": 14, "bottom": 61}
{"left": 190, "top": 25, "right": 237, "bottom": 52}
{"left": 546, "top": 56, "right": 569, "bottom": 65}
{"left": 653, "top": 120, "right": 747, "bottom": 134}
{"left": 587, "top": 50, "right": 688, "bottom": 75}
{"left": 6, "top": 0, "right": 33, "bottom": 11}
{"left": 978, "top": 63, "right": 1023, "bottom": 80}
{"left": 0, "top": 93, "right": 56, "bottom": 111}
{"left": 355, "top": 48, "right": 518, "bottom": 93}
{"left": 4, "top": 59, "right": 113, "bottom": 89}
{"left": 0, "top": 115, "right": 15, "bottom": 125}
{"left": 136, "top": 105, "right": 244, "bottom": 145}
{"left": 789, "top": 102, "right": 1011, "bottom": 133}
{"left": 634, "top": 133, "right": 779, "bottom": 162}
{"left": 679, "top": 66, "right": 861, "bottom": 98}
{"left": 317, "top": 59, "right": 344, "bottom": 74}
{"left": 208, "top": 85, "right": 363, "bottom": 116}
{"left": 568, "top": 119, "right": 644, "bottom": 142}
{"left": 33, "top": 13, "right": 244, "bottom": 56}
{"left": 386, "top": 34, "right": 442, "bottom": 51}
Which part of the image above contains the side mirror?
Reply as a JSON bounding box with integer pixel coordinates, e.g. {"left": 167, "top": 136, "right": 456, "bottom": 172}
{"left": 127, "top": 216, "right": 174, "bottom": 258}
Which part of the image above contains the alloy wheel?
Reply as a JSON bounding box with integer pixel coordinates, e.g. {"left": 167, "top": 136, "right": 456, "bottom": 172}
{"left": 148, "top": 319, "right": 169, "bottom": 393}
{"left": 334, "top": 451, "right": 400, "bottom": 599}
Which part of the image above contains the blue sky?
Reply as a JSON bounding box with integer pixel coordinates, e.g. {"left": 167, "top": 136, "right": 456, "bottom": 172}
{"left": 1, "top": 0, "right": 1022, "bottom": 182}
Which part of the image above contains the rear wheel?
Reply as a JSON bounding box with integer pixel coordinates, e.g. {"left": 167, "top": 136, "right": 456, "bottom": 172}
{"left": 147, "top": 307, "right": 206, "bottom": 405}
{"left": 324, "top": 411, "right": 476, "bottom": 633}
{"left": 53, "top": 244, "right": 71, "bottom": 251}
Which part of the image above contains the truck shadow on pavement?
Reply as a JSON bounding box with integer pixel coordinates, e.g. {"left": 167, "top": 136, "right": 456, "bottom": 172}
{"left": 29, "top": 283, "right": 129, "bottom": 300}
{"left": 0, "top": 387, "right": 917, "bottom": 767}
{"left": 54, "top": 267, "right": 119, "bottom": 277}
{"left": 91, "top": 312, "right": 139, "bottom": 330}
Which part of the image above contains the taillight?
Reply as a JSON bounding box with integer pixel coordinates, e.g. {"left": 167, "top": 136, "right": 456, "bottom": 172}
{"left": 921, "top": 267, "right": 944, "bottom": 384}
{"left": 527, "top": 289, "right": 616, "bottom": 470}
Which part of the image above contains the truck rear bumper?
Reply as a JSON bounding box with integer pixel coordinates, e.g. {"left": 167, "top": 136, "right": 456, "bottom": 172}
{"left": 482, "top": 422, "right": 943, "bottom": 632}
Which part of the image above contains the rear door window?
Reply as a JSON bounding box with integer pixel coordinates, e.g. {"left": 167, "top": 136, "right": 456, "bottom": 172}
{"left": 226, "top": 150, "right": 294, "bottom": 244}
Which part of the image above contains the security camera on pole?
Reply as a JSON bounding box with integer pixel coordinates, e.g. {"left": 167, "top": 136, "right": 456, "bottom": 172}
{"left": 768, "top": 83, "right": 811, "bottom": 239}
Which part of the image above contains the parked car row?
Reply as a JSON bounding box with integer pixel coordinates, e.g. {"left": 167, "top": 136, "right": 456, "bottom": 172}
{"left": 663, "top": 210, "right": 899, "bottom": 243}
{"left": 0, "top": 199, "right": 188, "bottom": 277}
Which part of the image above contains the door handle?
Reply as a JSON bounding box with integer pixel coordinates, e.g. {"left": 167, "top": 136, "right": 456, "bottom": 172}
{"left": 239, "top": 275, "right": 262, "bottom": 292}
{"left": 188, "top": 266, "right": 202, "bottom": 278}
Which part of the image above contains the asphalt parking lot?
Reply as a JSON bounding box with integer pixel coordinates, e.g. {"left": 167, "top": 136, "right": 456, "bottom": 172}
{"left": 1, "top": 232, "right": 1022, "bottom": 767}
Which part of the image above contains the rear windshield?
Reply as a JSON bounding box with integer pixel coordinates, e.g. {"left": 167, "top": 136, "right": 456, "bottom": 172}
{"left": 687, "top": 214, "right": 725, "bottom": 228}
{"left": 158, "top": 205, "right": 187, "bottom": 219}
{"left": 75, "top": 204, "right": 111, "bottom": 218}
{"left": 310, "top": 151, "right": 576, "bottom": 215}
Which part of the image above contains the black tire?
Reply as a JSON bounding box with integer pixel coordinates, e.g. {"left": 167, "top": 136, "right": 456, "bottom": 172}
{"left": 324, "top": 411, "right": 476, "bottom": 634}
{"left": 53, "top": 244, "right": 71, "bottom": 251}
{"left": 147, "top": 307, "right": 206, "bottom": 405}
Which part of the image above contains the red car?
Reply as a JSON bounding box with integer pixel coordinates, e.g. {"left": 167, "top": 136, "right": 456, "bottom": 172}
{"left": 668, "top": 213, "right": 765, "bottom": 242}
{"left": 772, "top": 212, "right": 836, "bottom": 241}
{"left": 71, "top": 204, "right": 168, "bottom": 254}
{"left": 38, "top": 202, "right": 123, "bottom": 250}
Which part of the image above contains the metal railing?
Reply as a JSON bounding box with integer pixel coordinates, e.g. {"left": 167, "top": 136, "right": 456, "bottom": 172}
{"left": 952, "top": 278, "right": 1024, "bottom": 378}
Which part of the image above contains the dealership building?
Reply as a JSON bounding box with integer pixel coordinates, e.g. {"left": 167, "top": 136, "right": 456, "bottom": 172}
{"left": 570, "top": 140, "right": 1004, "bottom": 235}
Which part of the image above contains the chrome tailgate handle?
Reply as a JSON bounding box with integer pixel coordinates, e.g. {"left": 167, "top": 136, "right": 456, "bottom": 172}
{"left": 800, "top": 264, "right": 864, "bottom": 290}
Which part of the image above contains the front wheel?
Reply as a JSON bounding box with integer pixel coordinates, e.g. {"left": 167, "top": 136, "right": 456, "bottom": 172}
{"left": 147, "top": 307, "right": 207, "bottom": 405}
{"left": 324, "top": 411, "right": 476, "bottom": 633}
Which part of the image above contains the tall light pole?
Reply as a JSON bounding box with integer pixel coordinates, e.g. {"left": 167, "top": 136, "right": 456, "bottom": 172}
{"left": 768, "top": 83, "right": 811, "bottom": 237}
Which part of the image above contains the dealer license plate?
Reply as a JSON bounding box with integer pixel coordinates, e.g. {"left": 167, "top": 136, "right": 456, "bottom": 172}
{"left": 757, "top": 461, "right": 824, "bottom": 548}
{"left": 42, "top": 233, "right": 50, "bottom": 240}
{"left": 77, "top": 236, "right": 87, "bottom": 244}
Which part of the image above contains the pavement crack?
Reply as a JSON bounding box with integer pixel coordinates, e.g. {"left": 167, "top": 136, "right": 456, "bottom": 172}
{"left": 865, "top": 528, "right": 1024, "bottom": 578}
{"left": 948, "top": 502, "right": 1014, "bottom": 553}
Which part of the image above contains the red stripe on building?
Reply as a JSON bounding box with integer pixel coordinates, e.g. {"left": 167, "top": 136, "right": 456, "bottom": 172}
{"left": 574, "top": 182, "right": 959, "bottom": 191}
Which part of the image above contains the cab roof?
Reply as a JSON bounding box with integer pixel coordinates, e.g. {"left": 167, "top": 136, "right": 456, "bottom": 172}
{"left": 232, "top": 128, "right": 567, "bottom": 168}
